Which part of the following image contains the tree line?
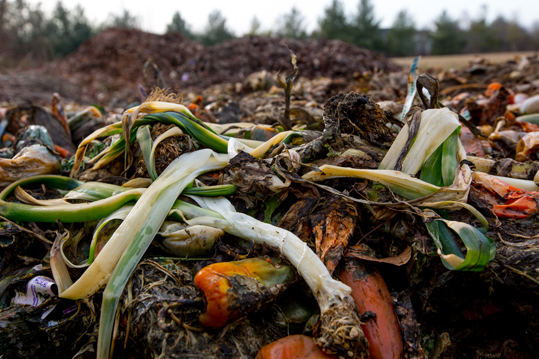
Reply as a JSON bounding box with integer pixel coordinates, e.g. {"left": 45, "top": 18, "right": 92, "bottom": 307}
{"left": 0, "top": 0, "right": 144, "bottom": 67}
{"left": 1, "top": 0, "right": 538, "bottom": 68}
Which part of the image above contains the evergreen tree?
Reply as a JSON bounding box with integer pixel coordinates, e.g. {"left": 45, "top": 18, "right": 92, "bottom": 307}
{"left": 276, "top": 6, "right": 308, "bottom": 39}
{"left": 47, "top": 2, "right": 93, "bottom": 57}
{"left": 465, "top": 5, "right": 497, "bottom": 53}
{"left": 533, "top": 21, "right": 539, "bottom": 51}
{"left": 385, "top": 10, "right": 416, "bottom": 57}
{"left": 167, "top": 11, "right": 194, "bottom": 40}
{"left": 0, "top": 0, "right": 94, "bottom": 64}
{"left": 70, "top": 6, "right": 93, "bottom": 44}
{"left": 488, "top": 15, "right": 531, "bottom": 52}
{"left": 429, "top": 10, "right": 466, "bottom": 55}
{"left": 351, "top": 0, "right": 381, "bottom": 50}
{"left": 319, "top": 0, "right": 352, "bottom": 43}
{"left": 108, "top": 9, "right": 140, "bottom": 29}
{"left": 199, "top": 10, "right": 235, "bottom": 46}
{"left": 489, "top": 16, "right": 511, "bottom": 51}
{"left": 506, "top": 19, "right": 532, "bottom": 51}
{"left": 23, "top": 2, "right": 51, "bottom": 60}
{"left": 246, "top": 16, "right": 262, "bottom": 36}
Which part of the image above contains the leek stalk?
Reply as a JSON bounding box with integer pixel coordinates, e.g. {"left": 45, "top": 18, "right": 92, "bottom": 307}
{"left": 93, "top": 150, "right": 228, "bottom": 359}
{"left": 187, "top": 195, "right": 369, "bottom": 358}
{"left": 302, "top": 165, "right": 440, "bottom": 199}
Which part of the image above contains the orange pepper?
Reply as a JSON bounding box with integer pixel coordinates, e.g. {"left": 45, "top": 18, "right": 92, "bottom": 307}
{"left": 194, "top": 258, "right": 295, "bottom": 328}
{"left": 188, "top": 95, "right": 204, "bottom": 110}
{"left": 472, "top": 172, "right": 539, "bottom": 218}
{"left": 492, "top": 191, "right": 538, "bottom": 218}
{"left": 515, "top": 121, "right": 539, "bottom": 133}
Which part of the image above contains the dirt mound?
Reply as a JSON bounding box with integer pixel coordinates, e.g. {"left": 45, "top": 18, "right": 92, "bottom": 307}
{"left": 43, "top": 28, "right": 400, "bottom": 104}
{"left": 179, "top": 36, "right": 400, "bottom": 88}
{"left": 44, "top": 28, "right": 203, "bottom": 104}
{"left": 56, "top": 28, "right": 201, "bottom": 80}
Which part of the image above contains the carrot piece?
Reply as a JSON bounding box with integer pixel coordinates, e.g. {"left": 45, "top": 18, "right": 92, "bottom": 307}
{"left": 53, "top": 144, "right": 72, "bottom": 158}
{"left": 518, "top": 121, "right": 539, "bottom": 133}
{"left": 485, "top": 82, "right": 502, "bottom": 97}
{"left": 256, "top": 335, "right": 337, "bottom": 359}
{"left": 2, "top": 133, "right": 15, "bottom": 143}
{"left": 340, "top": 260, "right": 403, "bottom": 359}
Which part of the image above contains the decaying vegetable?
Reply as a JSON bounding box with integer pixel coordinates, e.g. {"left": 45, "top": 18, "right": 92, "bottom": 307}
{"left": 194, "top": 258, "right": 295, "bottom": 328}
{"left": 10, "top": 55, "right": 539, "bottom": 359}
{"left": 0, "top": 174, "right": 234, "bottom": 223}
{"left": 471, "top": 171, "right": 539, "bottom": 218}
{"left": 187, "top": 195, "right": 370, "bottom": 358}
{"left": 156, "top": 222, "right": 224, "bottom": 257}
{"left": 52, "top": 149, "right": 229, "bottom": 359}
{"left": 378, "top": 107, "right": 464, "bottom": 176}
{"left": 0, "top": 144, "right": 60, "bottom": 186}
{"left": 311, "top": 196, "right": 359, "bottom": 275}
{"left": 302, "top": 98, "right": 495, "bottom": 272}
{"left": 340, "top": 260, "right": 403, "bottom": 359}
{"left": 115, "top": 258, "right": 289, "bottom": 358}
{"left": 51, "top": 149, "right": 227, "bottom": 299}
{"left": 466, "top": 155, "right": 539, "bottom": 182}
{"left": 516, "top": 132, "right": 539, "bottom": 162}
{"left": 256, "top": 335, "right": 338, "bottom": 359}
{"left": 519, "top": 94, "right": 539, "bottom": 114}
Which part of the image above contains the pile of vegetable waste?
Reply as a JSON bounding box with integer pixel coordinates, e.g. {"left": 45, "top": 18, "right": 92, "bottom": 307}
{"left": 3, "top": 28, "right": 401, "bottom": 106}
{"left": 0, "top": 53, "right": 538, "bottom": 359}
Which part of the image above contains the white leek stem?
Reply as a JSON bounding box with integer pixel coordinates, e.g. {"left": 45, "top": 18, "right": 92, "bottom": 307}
{"left": 492, "top": 175, "right": 539, "bottom": 192}
{"left": 187, "top": 196, "right": 369, "bottom": 357}
{"left": 187, "top": 196, "right": 350, "bottom": 311}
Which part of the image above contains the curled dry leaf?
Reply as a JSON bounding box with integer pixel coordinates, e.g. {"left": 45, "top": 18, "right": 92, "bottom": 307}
{"left": 346, "top": 245, "right": 412, "bottom": 266}
{"left": 311, "top": 196, "right": 359, "bottom": 274}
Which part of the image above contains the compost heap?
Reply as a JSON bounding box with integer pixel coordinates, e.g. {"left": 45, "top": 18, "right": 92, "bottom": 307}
{"left": 1, "top": 28, "right": 399, "bottom": 105}
{"left": 0, "top": 39, "right": 538, "bottom": 359}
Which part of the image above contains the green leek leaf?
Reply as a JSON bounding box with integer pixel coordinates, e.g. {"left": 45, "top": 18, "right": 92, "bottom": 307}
{"left": 420, "top": 143, "right": 444, "bottom": 187}
{"left": 136, "top": 125, "right": 156, "bottom": 180}
{"left": 441, "top": 128, "right": 460, "bottom": 186}
{"left": 143, "top": 112, "right": 229, "bottom": 153}
{"left": 427, "top": 220, "right": 495, "bottom": 271}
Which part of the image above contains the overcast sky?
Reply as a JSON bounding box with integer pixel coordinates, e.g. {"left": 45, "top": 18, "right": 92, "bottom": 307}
{"left": 28, "top": 0, "right": 539, "bottom": 35}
